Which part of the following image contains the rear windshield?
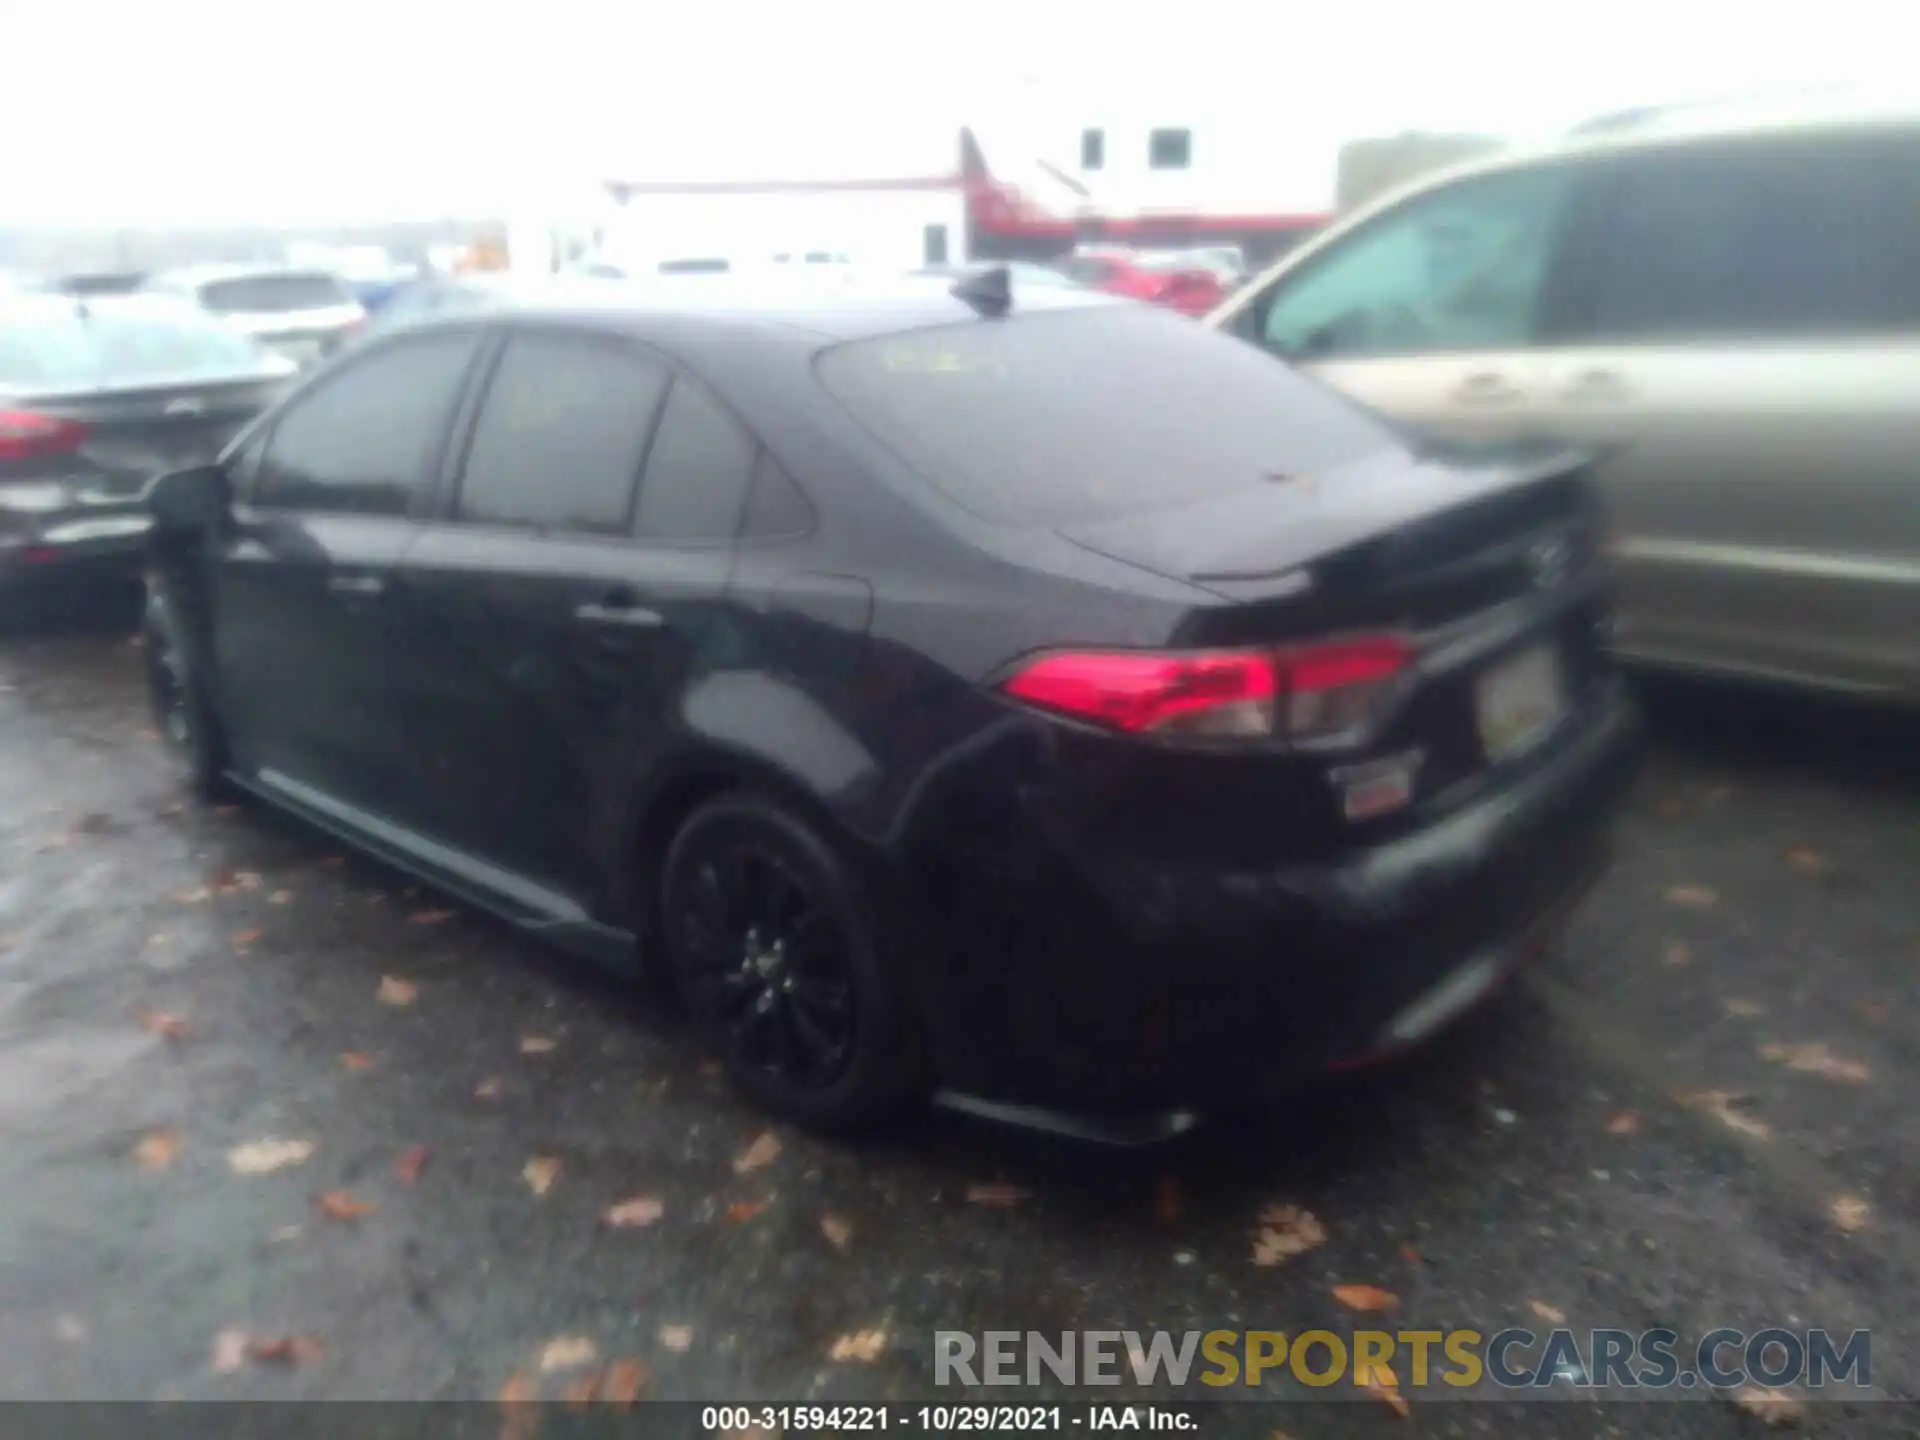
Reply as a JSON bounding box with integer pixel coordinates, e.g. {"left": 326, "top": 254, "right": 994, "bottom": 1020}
{"left": 0, "top": 306, "right": 268, "bottom": 388}
{"left": 197, "top": 272, "right": 351, "bottom": 314}
{"left": 816, "top": 305, "right": 1388, "bottom": 526}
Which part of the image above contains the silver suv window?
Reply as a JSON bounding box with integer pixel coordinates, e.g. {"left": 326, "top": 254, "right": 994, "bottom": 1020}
{"left": 1255, "top": 165, "right": 1576, "bottom": 360}
{"left": 1575, "top": 130, "right": 1920, "bottom": 342}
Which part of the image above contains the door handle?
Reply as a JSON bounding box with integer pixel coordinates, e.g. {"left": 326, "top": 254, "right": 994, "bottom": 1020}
{"left": 1450, "top": 372, "right": 1522, "bottom": 405}
{"left": 573, "top": 600, "right": 664, "bottom": 628}
{"left": 1560, "top": 369, "right": 1630, "bottom": 402}
{"left": 326, "top": 575, "right": 385, "bottom": 597}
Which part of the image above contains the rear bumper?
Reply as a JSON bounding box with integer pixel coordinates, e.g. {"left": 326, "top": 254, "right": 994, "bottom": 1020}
{"left": 0, "top": 533, "right": 147, "bottom": 595}
{"left": 909, "top": 682, "right": 1644, "bottom": 1113}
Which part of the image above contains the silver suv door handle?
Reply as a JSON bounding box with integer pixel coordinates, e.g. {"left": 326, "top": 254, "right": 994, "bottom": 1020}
{"left": 573, "top": 601, "right": 663, "bottom": 628}
{"left": 326, "top": 575, "right": 385, "bottom": 597}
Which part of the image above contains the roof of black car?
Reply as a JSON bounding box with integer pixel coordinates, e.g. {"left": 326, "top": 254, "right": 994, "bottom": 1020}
{"left": 430, "top": 271, "right": 1128, "bottom": 342}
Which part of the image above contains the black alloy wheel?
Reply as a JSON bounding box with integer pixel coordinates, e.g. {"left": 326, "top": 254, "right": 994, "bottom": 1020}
{"left": 662, "top": 795, "right": 924, "bottom": 1130}
{"left": 142, "top": 587, "right": 226, "bottom": 798}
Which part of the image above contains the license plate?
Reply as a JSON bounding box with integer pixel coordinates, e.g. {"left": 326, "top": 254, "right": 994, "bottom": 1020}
{"left": 1475, "top": 643, "right": 1567, "bottom": 762}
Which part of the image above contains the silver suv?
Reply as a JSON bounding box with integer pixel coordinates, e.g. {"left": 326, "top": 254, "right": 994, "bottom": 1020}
{"left": 1211, "top": 92, "right": 1920, "bottom": 702}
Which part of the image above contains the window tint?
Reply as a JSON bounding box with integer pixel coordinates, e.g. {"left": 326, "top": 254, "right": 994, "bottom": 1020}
{"left": 256, "top": 333, "right": 477, "bottom": 516}
{"left": 1579, "top": 133, "right": 1920, "bottom": 342}
{"left": 819, "top": 306, "right": 1388, "bottom": 528}
{"left": 742, "top": 451, "right": 813, "bottom": 538}
{"left": 634, "top": 377, "right": 758, "bottom": 542}
{"left": 1149, "top": 128, "right": 1192, "bottom": 169}
{"left": 457, "top": 334, "right": 667, "bottom": 534}
{"left": 1259, "top": 165, "right": 1574, "bottom": 360}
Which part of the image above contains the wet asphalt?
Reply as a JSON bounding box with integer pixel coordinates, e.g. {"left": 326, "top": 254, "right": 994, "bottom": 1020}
{"left": 0, "top": 593, "right": 1916, "bottom": 1437}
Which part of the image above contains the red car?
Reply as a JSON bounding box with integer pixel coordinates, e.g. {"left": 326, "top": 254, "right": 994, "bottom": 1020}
{"left": 1058, "top": 249, "right": 1228, "bottom": 317}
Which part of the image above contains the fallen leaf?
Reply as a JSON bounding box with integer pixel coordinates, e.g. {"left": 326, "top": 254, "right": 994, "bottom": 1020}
{"left": 147, "top": 932, "right": 169, "bottom": 947}
{"left": 1398, "top": 1242, "right": 1423, "bottom": 1266}
{"left": 497, "top": 1370, "right": 539, "bottom": 1440}
{"left": 1759, "top": 1042, "right": 1870, "bottom": 1084}
{"left": 558, "top": 1371, "right": 602, "bottom": 1408}
{"left": 1665, "top": 884, "right": 1718, "bottom": 908}
{"left": 1785, "top": 846, "right": 1826, "bottom": 874}
{"left": 1729, "top": 1385, "right": 1804, "bottom": 1425}
{"left": 173, "top": 887, "right": 212, "bottom": 905}
{"left": 820, "top": 1212, "right": 854, "bottom": 1251}
{"left": 269, "top": 890, "right": 294, "bottom": 905}
{"left": 315, "top": 1190, "right": 375, "bottom": 1222}
{"left": 965, "top": 1182, "right": 1030, "bottom": 1208}
{"left": 270, "top": 1225, "right": 303, "bottom": 1243}
{"left": 376, "top": 975, "right": 418, "bottom": 1007}
{"left": 230, "top": 927, "right": 262, "bottom": 951}
{"left": 228, "top": 1138, "right": 315, "bottom": 1174}
{"left": 394, "top": 1144, "right": 430, "bottom": 1185}
{"left": 1664, "top": 940, "right": 1692, "bottom": 965}
{"left": 1830, "top": 1194, "right": 1870, "bottom": 1234}
{"left": 1332, "top": 1284, "right": 1399, "bottom": 1313}
{"left": 409, "top": 908, "right": 456, "bottom": 925}
{"left": 829, "top": 1328, "right": 888, "bottom": 1363}
{"left": 1155, "top": 1176, "right": 1182, "bottom": 1225}
{"left": 1724, "top": 998, "right": 1764, "bottom": 1018}
{"left": 598, "top": 1358, "right": 649, "bottom": 1405}
{"left": 1858, "top": 999, "right": 1892, "bottom": 1024}
{"left": 603, "top": 1195, "right": 665, "bottom": 1228}
{"left": 135, "top": 1128, "right": 181, "bottom": 1171}
{"left": 732, "top": 1130, "right": 781, "bottom": 1174}
{"left": 55, "top": 1315, "right": 86, "bottom": 1343}
{"left": 1251, "top": 1204, "right": 1326, "bottom": 1266}
{"left": 248, "top": 1335, "right": 323, "bottom": 1366}
{"left": 658, "top": 1324, "right": 694, "bottom": 1353}
{"left": 523, "top": 1155, "right": 561, "bottom": 1196}
{"left": 339, "top": 1051, "right": 377, "bottom": 1071}
{"left": 1605, "top": 1110, "right": 1640, "bottom": 1136}
{"left": 520, "top": 1035, "right": 557, "bottom": 1055}
{"left": 71, "top": 811, "right": 114, "bottom": 835}
{"left": 1361, "top": 1365, "right": 1410, "bottom": 1417}
{"left": 1680, "top": 1089, "right": 1772, "bottom": 1142}
{"left": 497, "top": 1372, "right": 537, "bottom": 1405}
{"left": 540, "top": 1336, "right": 598, "bottom": 1373}
{"left": 1528, "top": 1300, "right": 1567, "bottom": 1325}
{"left": 140, "top": 1011, "right": 189, "bottom": 1041}
{"left": 475, "top": 1077, "right": 503, "bottom": 1100}
{"left": 139, "top": 728, "right": 162, "bottom": 742}
{"left": 211, "top": 1328, "right": 249, "bottom": 1374}
{"left": 725, "top": 1198, "right": 770, "bottom": 1223}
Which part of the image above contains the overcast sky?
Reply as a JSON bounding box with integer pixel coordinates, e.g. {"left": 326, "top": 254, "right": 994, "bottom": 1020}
{"left": 1, "top": 0, "right": 1905, "bottom": 224}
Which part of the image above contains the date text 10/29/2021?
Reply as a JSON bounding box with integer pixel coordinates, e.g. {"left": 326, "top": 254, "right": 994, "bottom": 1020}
{"left": 700, "top": 1407, "right": 1193, "bottom": 1432}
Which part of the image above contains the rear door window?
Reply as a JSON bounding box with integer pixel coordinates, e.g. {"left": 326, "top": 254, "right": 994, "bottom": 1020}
{"left": 0, "top": 303, "right": 269, "bottom": 387}
{"left": 1575, "top": 131, "right": 1920, "bottom": 342}
{"left": 633, "top": 377, "right": 759, "bottom": 542}
{"left": 455, "top": 332, "right": 669, "bottom": 535}
{"left": 819, "top": 305, "right": 1388, "bottom": 527}
{"left": 255, "top": 333, "right": 479, "bottom": 516}
{"left": 197, "top": 272, "right": 354, "bottom": 314}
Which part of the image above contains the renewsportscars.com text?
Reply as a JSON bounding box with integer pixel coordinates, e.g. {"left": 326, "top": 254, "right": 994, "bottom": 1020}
{"left": 935, "top": 1328, "right": 1871, "bottom": 1393}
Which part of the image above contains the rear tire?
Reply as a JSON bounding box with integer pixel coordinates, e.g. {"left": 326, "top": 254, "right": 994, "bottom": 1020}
{"left": 143, "top": 586, "right": 228, "bottom": 801}
{"left": 661, "top": 793, "right": 927, "bottom": 1132}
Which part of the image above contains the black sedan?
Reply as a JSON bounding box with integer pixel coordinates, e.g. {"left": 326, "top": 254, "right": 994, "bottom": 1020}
{"left": 2, "top": 293, "right": 294, "bottom": 605}
{"left": 141, "top": 273, "right": 1640, "bottom": 1133}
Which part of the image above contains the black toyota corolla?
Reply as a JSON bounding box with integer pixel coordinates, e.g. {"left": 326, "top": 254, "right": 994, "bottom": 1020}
{"left": 142, "top": 274, "right": 1641, "bottom": 1133}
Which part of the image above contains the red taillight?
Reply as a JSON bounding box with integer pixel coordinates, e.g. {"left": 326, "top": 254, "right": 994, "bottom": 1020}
{"left": 0, "top": 409, "right": 87, "bottom": 462}
{"left": 1001, "top": 636, "right": 1413, "bottom": 743}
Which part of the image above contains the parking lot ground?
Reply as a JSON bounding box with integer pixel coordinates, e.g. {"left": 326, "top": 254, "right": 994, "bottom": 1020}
{"left": 0, "top": 601, "right": 1916, "bottom": 1436}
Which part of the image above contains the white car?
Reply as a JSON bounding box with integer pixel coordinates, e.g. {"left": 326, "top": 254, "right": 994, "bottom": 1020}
{"left": 147, "top": 265, "right": 367, "bottom": 368}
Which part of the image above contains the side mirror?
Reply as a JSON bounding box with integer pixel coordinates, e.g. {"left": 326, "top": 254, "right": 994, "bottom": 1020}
{"left": 145, "top": 463, "right": 229, "bottom": 535}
